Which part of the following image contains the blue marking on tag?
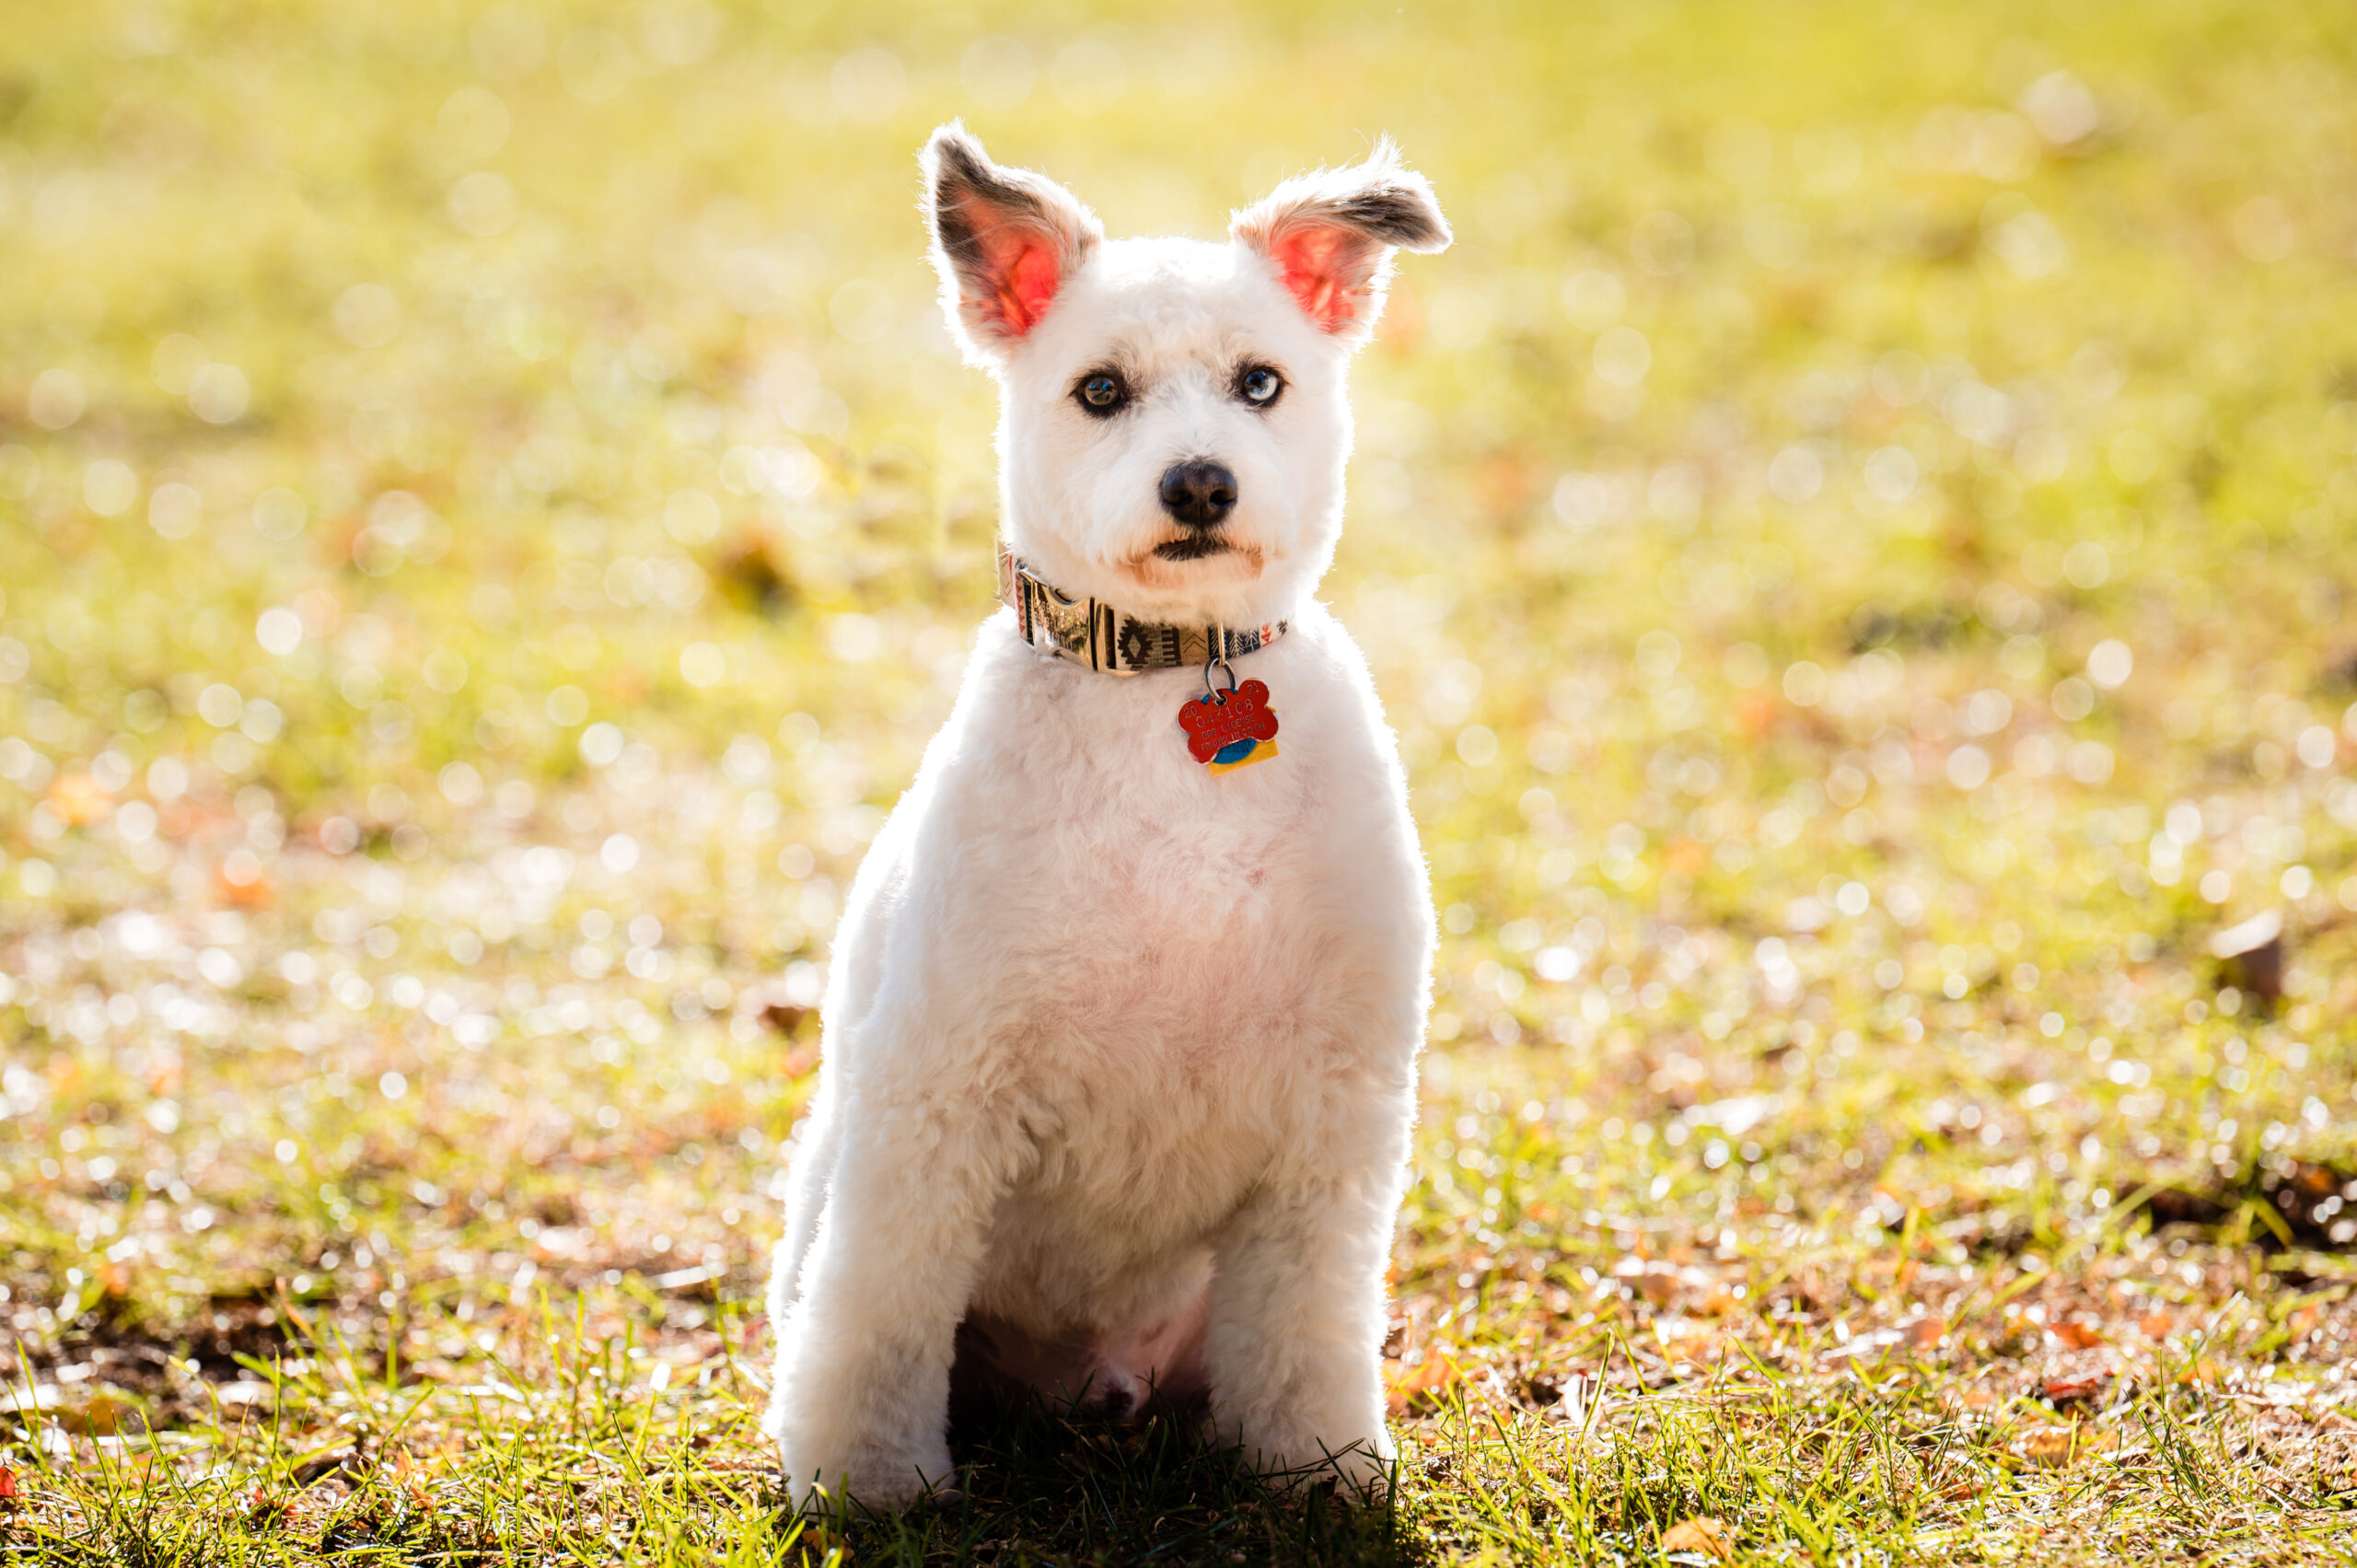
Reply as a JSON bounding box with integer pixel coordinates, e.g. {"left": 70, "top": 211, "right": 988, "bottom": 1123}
{"left": 1212, "top": 737, "right": 1257, "bottom": 765}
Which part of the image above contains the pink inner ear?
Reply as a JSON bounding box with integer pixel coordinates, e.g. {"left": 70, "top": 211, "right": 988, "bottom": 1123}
{"left": 1268, "top": 226, "right": 1361, "bottom": 332}
{"left": 999, "top": 243, "right": 1062, "bottom": 336}
{"left": 963, "top": 214, "right": 1065, "bottom": 339}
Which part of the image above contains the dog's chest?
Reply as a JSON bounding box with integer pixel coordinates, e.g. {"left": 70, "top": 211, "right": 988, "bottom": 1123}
{"left": 936, "top": 630, "right": 1379, "bottom": 1075}
{"left": 1012, "top": 743, "right": 1316, "bottom": 1063}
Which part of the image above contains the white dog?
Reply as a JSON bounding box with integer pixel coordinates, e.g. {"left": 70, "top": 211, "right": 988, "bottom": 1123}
{"left": 762, "top": 122, "right": 1449, "bottom": 1512}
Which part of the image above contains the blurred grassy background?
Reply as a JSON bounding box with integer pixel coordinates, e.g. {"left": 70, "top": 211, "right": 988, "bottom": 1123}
{"left": 5, "top": 1, "right": 2357, "bottom": 1561}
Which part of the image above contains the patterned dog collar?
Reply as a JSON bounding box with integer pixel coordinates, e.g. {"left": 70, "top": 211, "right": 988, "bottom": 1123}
{"left": 996, "top": 541, "right": 1287, "bottom": 676}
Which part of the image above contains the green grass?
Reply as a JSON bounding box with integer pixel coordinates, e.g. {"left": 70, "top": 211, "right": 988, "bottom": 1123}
{"left": 5, "top": 0, "right": 2357, "bottom": 1561}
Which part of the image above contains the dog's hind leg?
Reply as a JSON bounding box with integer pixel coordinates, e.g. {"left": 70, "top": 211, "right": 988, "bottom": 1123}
{"left": 766, "top": 1060, "right": 1028, "bottom": 1514}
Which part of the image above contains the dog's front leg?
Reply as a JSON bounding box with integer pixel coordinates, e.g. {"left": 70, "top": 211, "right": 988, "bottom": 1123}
{"left": 1204, "top": 1163, "right": 1403, "bottom": 1495}
{"left": 766, "top": 1080, "right": 1014, "bottom": 1514}
{"left": 765, "top": 1082, "right": 841, "bottom": 1328}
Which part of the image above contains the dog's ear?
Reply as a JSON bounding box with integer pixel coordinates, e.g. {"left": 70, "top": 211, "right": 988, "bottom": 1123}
{"left": 923, "top": 122, "right": 1103, "bottom": 366}
{"left": 1230, "top": 137, "right": 1450, "bottom": 345}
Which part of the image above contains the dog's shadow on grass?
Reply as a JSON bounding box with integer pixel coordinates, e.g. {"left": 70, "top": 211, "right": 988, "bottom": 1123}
{"left": 768, "top": 1398, "right": 1432, "bottom": 1567}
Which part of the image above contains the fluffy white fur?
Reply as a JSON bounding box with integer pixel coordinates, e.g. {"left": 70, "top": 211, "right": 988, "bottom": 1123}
{"left": 762, "top": 124, "right": 1450, "bottom": 1512}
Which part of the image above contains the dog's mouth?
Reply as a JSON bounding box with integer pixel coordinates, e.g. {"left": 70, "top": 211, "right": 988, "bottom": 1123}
{"left": 1151, "top": 535, "right": 1231, "bottom": 563}
{"left": 1119, "top": 539, "right": 1267, "bottom": 590}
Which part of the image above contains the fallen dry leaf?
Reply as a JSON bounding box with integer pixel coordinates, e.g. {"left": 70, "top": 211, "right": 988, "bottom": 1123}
{"left": 2018, "top": 1429, "right": 2077, "bottom": 1467}
{"left": 2052, "top": 1321, "right": 2107, "bottom": 1350}
{"left": 2018, "top": 1427, "right": 2118, "bottom": 1467}
{"left": 0, "top": 1464, "right": 17, "bottom": 1503}
{"left": 1661, "top": 1516, "right": 1736, "bottom": 1560}
{"left": 52, "top": 1393, "right": 129, "bottom": 1435}
{"left": 2042, "top": 1370, "right": 2111, "bottom": 1403}
{"left": 1385, "top": 1353, "right": 1459, "bottom": 1415}
{"left": 1907, "top": 1317, "right": 1948, "bottom": 1350}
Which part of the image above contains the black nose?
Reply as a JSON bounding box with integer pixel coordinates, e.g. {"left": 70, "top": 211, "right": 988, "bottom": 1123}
{"left": 1158, "top": 460, "right": 1237, "bottom": 528}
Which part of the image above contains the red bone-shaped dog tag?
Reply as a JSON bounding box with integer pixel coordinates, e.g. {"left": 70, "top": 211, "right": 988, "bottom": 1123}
{"left": 1178, "top": 679, "right": 1279, "bottom": 764}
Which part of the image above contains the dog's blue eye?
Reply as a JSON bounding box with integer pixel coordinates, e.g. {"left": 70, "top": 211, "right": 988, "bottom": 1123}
{"left": 1079, "top": 373, "right": 1124, "bottom": 411}
{"left": 1239, "top": 366, "right": 1282, "bottom": 405}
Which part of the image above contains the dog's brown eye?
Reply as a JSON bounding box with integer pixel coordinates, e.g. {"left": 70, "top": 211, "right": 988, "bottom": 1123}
{"left": 1076, "top": 372, "right": 1126, "bottom": 413}
{"left": 1238, "top": 366, "right": 1283, "bottom": 406}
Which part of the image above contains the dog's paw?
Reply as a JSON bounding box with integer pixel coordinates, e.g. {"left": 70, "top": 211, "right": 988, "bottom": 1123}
{"left": 1235, "top": 1426, "right": 1396, "bottom": 1501}
{"left": 782, "top": 1443, "right": 959, "bottom": 1516}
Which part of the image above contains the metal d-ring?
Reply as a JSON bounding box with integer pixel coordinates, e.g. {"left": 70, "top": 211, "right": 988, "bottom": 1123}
{"left": 1203, "top": 652, "right": 1238, "bottom": 704}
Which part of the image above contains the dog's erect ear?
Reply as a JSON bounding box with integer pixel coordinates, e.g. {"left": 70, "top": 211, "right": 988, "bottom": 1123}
{"left": 923, "top": 122, "right": 1103, "bottom": 365}
{"left": 1229, "top": 138, "right": 1450, "bottom": 345}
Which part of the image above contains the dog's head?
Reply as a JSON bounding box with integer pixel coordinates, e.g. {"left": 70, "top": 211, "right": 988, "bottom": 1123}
{"left": 923, "top": 123, "right": 1449, "bottom": 628}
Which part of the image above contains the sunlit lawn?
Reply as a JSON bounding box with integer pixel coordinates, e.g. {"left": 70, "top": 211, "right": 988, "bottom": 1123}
{"left": 4, "top": 1, "right": 2357, "bottom": 1562}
